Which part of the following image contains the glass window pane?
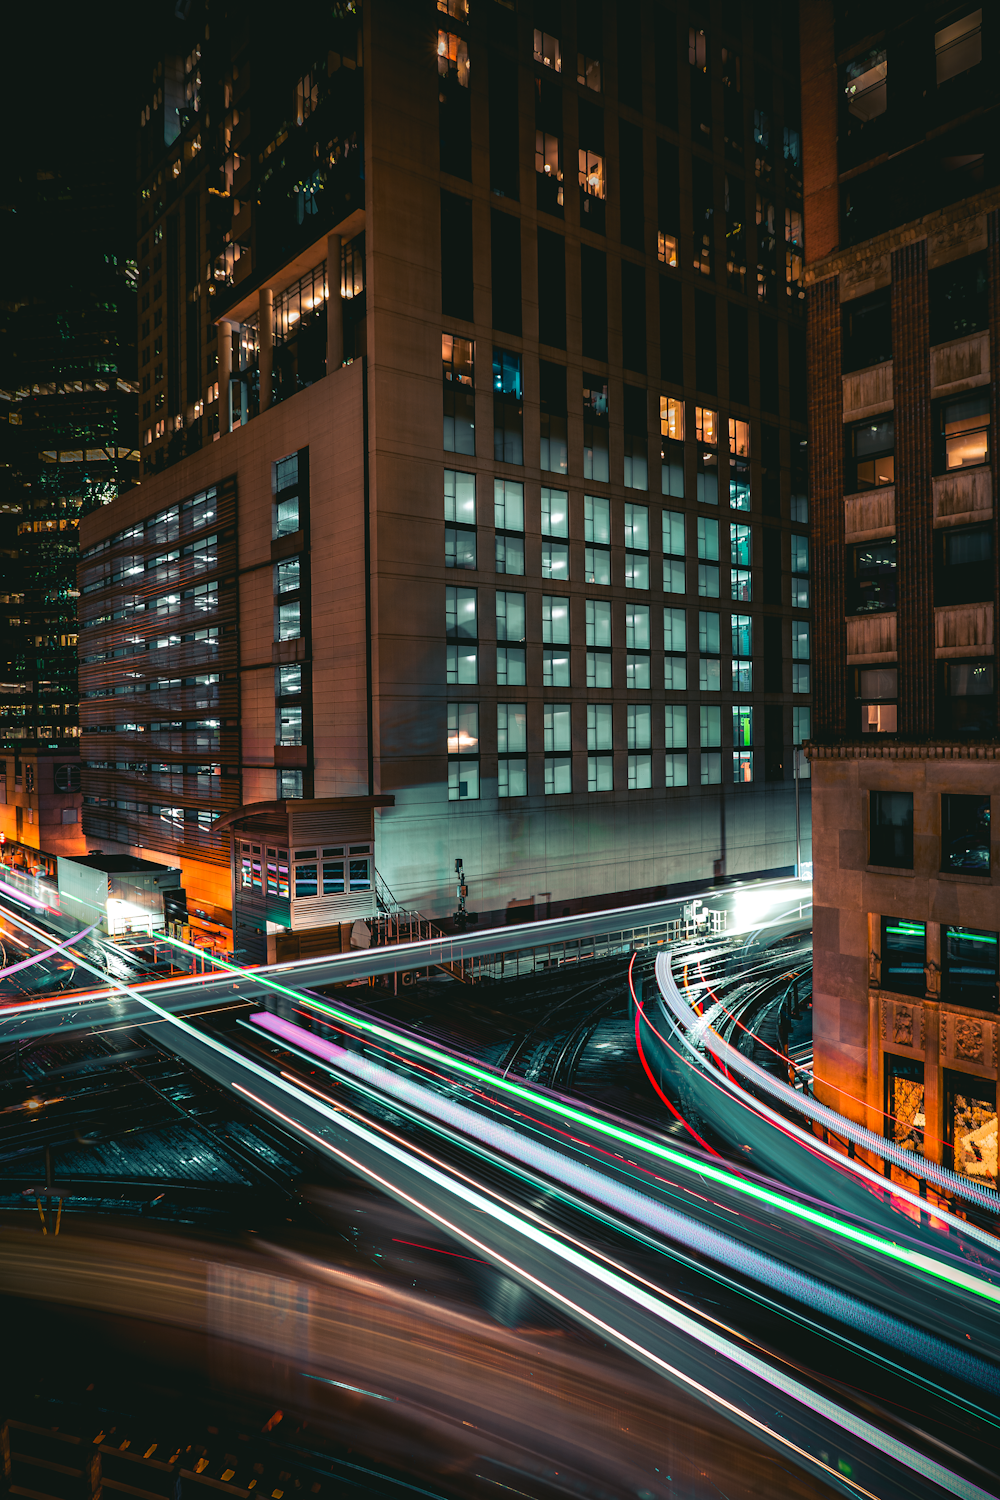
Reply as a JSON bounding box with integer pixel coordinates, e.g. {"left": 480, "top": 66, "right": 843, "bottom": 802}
{"left": 498, "top": 758, "right": 528, "bottom": 797}
{"left": 497, "top": 646, "right": 526, "bottom": 684}
{"left": 541, "top": 487, "right": 569, "bottom": 536}
{"left": 944, "top": 926, "right": 999, "bottom": 1010}
{"left": 584, "top": 494, "right": 610, "bottom": 543}
{"left": 496, "top": 590, "right": 526, "bottom": 641}
{"left": 586, "top": 545, "right": 611, "bottom": 585}
{"left": 586, "top": 598, "right": 612, "bottom": 646}
{"left": 444, "top": 469, "right": 476, "bottom": 523}
{"left": 942, "top": 794, "right": 990, "bottom": 875}
{"left": 498, "top": 702, "right": 528, "bottom": 754}
{"left": 624, "top": 503, "right": 649, "bottom": 550}
{"left": 494, "top": 478, "right": 525, "bottom": 531}
{"left": 665, "top": 704, "right": 688, "bottom": 748}
{"left": 663, "top": 510, "right": 685, "bottom": 555}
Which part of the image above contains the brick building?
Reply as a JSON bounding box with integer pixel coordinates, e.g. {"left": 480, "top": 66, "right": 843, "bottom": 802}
{"left": 802, "top": 1, "right": 999, "bottom": 1188}
{"left": 78, "top": 0, "right": 811, "bottom": 950}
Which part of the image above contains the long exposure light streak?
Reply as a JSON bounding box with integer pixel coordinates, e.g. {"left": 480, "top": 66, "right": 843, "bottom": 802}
{"left": 228, "top": 1080, "right": 993, "bottom": 1500}
{"left": 212, "top": 948, "right": 1000, "bottom": 1303}
{"left": 0, "top": 898, "right": 995, "bottom": 1496}
{"left": 3, "top": 899, "right": 1000, "bottom": 1305}
{"left": 654, "top": 947, "right": 1000, "bottom": 1215}
{"left": 250, "top": 1008, "right": 1000, "bottom": 1399}
{"left": 0, "top": 923, "right": 96, "bottom": 982}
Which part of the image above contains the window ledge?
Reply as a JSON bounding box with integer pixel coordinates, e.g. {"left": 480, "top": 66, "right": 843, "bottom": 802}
{"left": 935, "top": 869, "right": 992, "bottom": 883}
{"left": 866, "top": 864, "right": 916, "bottom": 877}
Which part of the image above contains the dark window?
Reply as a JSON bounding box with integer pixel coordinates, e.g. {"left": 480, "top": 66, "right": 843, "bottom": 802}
{"left": 439, "top": 49, "right": 472, "bottom": 180}
{"left": 943, "top": 659, "right": 995, "bottom": 736}
{"left": 788, "top": 328, "right": 806, "bottom": 424}
{"left": 847, "top": 538, "right": 897, "bottom": 614}
{"left": 944, "top": 927, "right": 999, "bottom": 1011}
{"left": 623, "top": 384, "right": 646, "bottom": 436}
{"left": 942, "top": 793, "right": 990, "bottom": 876}
{"left": 761, "top": 421, "right": 780, "bottom": 516}
{"left": 945, "top": 1070, "right": 997, "bottom": 1188}
{"left": 842, "top": 288, "right": 892, "bottom": 373}
{"left": 580, "top": 245, "right": 608, "bottom": 361}
{"left": 540, "top": 360, "right": 568, "bottom": 474}
{"left": 846, "top": 417, "right": 894, "bottom": 491}
{"left": 537, "top": 228, "right": 567, "bottom": 348}
{"left": 490, "top": 210, "right": 522, "bottom": 335}
{"left": 935, "top": 523, "right": 992, "bottom": 605}
{"left": 764, "top": 703, "right": 784, "bottom": 781}
{"left": 762, "top": 615, "right": 782, "bottom": 691}
{"left": 617, "top": 7, "right": 643, "bottom": 110}
{"left": 728, "top": 304, "right": 749, "bottom": 406}
{"left": 934, "top": 390, "right": 990, "bottom": 474}
{"left": 762, "top": 528, "right": 781, "bottom": 606}
{"left": 884, "top": 1053, "right": 925, "bottom": 1157}
{"left": 660, "top": 277, "right": 682, "bottom": 384}
{"left": 656, "top": 138, "right": 680, "bottom": 244}
{"left": 441, "top": 191, "right": 474, "bottom": 322}
{"left": 621, "top": 262, "right": 646, "bottom": 373}
{"left": 870, "top": 790, "right": 913, "bottom": 868}
{"left": 759, "top": 317, "right": 778, "bottom": 412}
{"left": 619, "top": 120, "right": 644, "bottom": 251}
{"left": 694, "top": 289, "right": 716, "bottom": 394}
{"left": 654, "top": 9, "right": 678, "bottom": 128}
{"left": 881, "top": 918, "right": 926, "bottom": 996}
{"left": 722, "top": 46, "right": 743, "bottom": 160}
{"left": 489, "top": 50, "right": 520, "bottom": 199}
{"left": 929, "top": 251, "right": 988, "bottom": 346}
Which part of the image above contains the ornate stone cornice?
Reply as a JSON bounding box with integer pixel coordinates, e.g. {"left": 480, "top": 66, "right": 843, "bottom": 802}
{"left": 805, "top": 739, "right": 1000, "bottom": 761}
{"left": 803, "top": 185, "right": 1000, "bottom": 289}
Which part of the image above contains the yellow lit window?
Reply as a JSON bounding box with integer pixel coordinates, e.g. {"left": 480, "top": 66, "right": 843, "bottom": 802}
{"left": 660, "top": 397, "right": 685, "bottom": 441}
{"left": 695, "top": 406, "right": 718, "bottom": 446}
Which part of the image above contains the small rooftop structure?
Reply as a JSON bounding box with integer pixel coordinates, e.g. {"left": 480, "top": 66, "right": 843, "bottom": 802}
{"left": 58, "top": 851, "right": 182, "bottom": 938}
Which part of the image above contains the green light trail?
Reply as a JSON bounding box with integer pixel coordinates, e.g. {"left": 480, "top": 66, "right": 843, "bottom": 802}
{"left": 159, "top": 934, "right": 1000, "bottom": 1309}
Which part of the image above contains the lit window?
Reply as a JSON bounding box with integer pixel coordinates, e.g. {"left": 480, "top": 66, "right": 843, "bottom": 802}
{"left": 447, "top": 702, "right": 479, "bottom": 801}
{"left": 661, "top": 397, "right": 685, "bottom": 442}
{"left": 936, "top": 10, "right": 982, "bottom": 85}
{"left": 438, "top": 30, "right": 470, "bottom": 85}
{"left": 695, "top": 406, "right": 718, "bottom": 445}
{"left": 578, "top": 149, "right": 606, "bottom": 199}
{"left": 657, "top": 232, "right": 678, "bottom": 267}
{"left": 577, "top": 53, "right": 601, "bottom": 91}
{"left": 534, "top": 29, "right": 562, "bottom": 70}
{"left": 843, "top": 48, "right": 887, "bottom": 122}
{"left": 535, "top": 131, "right": 564, "bottom": 200}
{"left": 728, "top": 418, "right": 750, "bottom": 457}
{"left": 498, "top": 702, "right": 527, "bottom": 754}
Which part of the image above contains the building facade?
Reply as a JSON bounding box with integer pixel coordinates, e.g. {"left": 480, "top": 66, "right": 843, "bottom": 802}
{"left": 78, "top": 0, "right": 811, "bottom": 934}
{"left": 802, "top": 1, "right": 999, "bottom": 1188}
{"left": 0, "top": 170, "right": 138, "bottom": 754}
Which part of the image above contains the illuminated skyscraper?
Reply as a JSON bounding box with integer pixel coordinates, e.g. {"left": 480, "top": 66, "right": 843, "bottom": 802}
{"left": 78, "top": 0, "right": 810, "bottom": 952}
